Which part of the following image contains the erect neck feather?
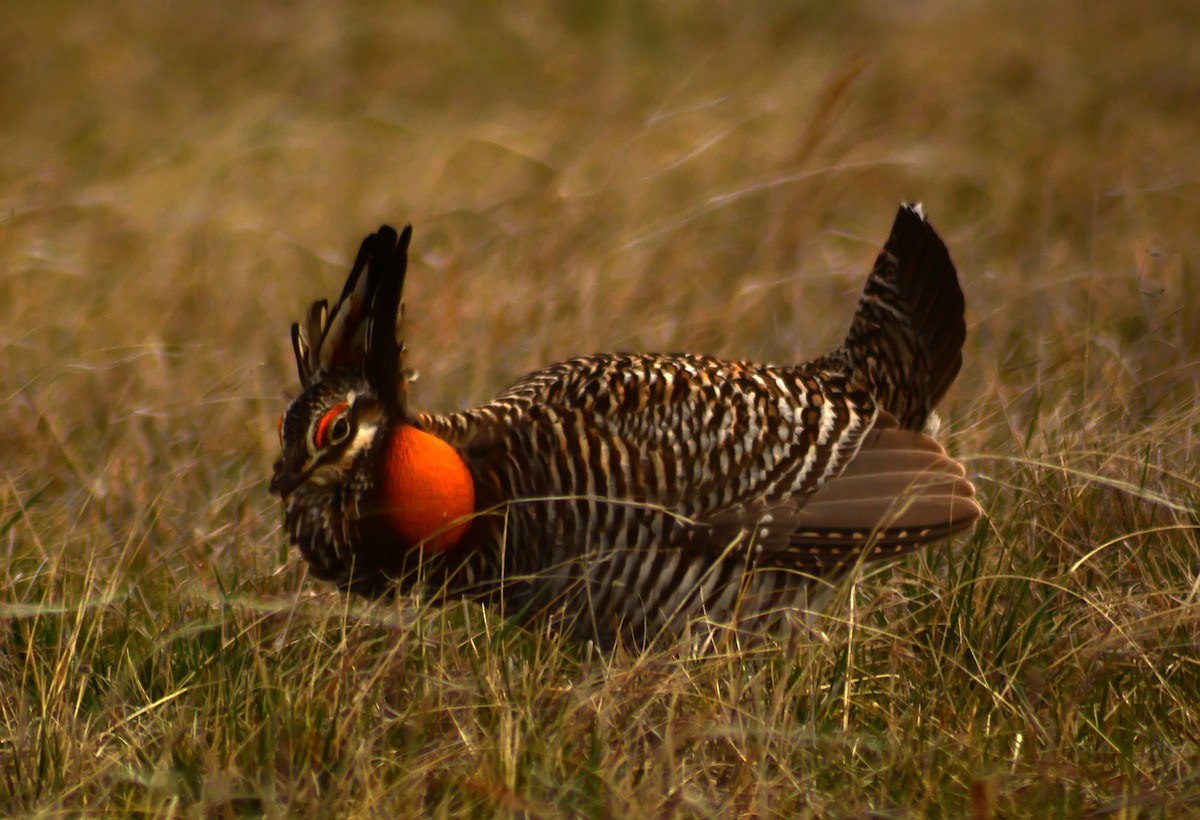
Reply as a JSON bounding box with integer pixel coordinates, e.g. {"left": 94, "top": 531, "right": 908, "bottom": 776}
{"left": 378, "top": 422, "right": 475, "bottom": 554}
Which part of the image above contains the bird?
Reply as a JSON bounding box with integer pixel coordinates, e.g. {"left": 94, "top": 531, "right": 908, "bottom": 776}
{"left": 269, "top": 204, "right": 982, "bottom": 647}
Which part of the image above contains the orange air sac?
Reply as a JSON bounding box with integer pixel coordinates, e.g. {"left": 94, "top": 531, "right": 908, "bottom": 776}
{"left": 379, "top": 425, "right": 475, "bottom": 554}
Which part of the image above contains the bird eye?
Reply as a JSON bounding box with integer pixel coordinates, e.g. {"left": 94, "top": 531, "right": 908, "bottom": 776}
{"left": 314, "top": 401, "right": 351, "bottom": 449}
{"left": 329, "top": 416, "right": 351, "bottom": 444}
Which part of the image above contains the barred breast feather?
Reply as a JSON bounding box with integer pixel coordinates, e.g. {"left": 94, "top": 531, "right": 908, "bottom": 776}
{"left": 420, "top": 348, "right": 976, "bottom": 643}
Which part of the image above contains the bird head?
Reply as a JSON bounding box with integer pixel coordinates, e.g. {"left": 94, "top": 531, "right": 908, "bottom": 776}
{"left": 270, "top": 225, "right": 413, "bottom": 504}
{"left": 270, "top": 225, "right": 474, "bottom": 584}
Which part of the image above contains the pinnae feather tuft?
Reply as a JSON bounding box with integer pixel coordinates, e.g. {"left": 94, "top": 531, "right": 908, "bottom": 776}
{"left": 287, "top": 224, "right": 414, "bottom": 414}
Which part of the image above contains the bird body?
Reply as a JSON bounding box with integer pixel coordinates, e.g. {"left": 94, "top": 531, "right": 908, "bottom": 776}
{"left": 270, "top": 205, "right": 982, "bottom": 646}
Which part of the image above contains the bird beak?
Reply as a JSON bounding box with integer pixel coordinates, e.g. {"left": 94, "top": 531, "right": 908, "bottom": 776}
{"left": 269, "top": 468, "right": 304, "bottom": 499}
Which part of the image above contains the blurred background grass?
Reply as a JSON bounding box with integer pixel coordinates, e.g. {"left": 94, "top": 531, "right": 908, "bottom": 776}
{"left": 3, "top": 0, "right": 1199, "bottom": 815}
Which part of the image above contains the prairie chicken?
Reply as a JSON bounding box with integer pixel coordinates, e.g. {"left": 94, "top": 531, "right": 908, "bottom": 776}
{"left": 270, "top": 204, "right": 982, "bottom": 646}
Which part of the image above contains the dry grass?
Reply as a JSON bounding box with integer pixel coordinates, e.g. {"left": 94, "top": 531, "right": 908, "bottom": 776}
{"left": 3, "top": 0, "right": 1199, "bottom": 815}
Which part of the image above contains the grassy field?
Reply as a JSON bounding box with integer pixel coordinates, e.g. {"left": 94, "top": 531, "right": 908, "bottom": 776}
{"left": 3, "top": 1, "right": 1199, "bottom": 815}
